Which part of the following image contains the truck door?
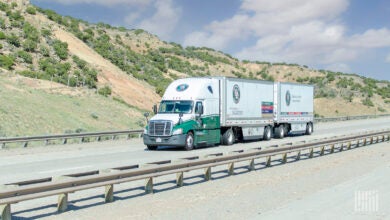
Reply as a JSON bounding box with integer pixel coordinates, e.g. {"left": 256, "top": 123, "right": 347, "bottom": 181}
{"left": 194, "top": 101, "right": 207, "bottom": 145}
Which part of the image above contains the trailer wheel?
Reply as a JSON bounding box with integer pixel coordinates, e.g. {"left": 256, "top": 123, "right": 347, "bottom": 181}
{"left": 263, "top": 126, "right": 272, "bottom": 141}
{"left": 222, "top": 129, "right": 235, "bottom": 145}
{"left": 147, "top": 145, "right": 157, "bottom": 151}
{"left": 274, "top": 125, "right": 284, "bottom": 139}
{"left": 184, "top": 132, "right": 194, "bottom": 151}
{"left": 305, "top": 123, "right": 313, "bottom": 135}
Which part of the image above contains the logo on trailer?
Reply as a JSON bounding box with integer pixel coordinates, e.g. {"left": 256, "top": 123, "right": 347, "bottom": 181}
{"left": 285, "top": 90, "right": 291, "bottom": 106}
{"left": 233, "top": 84, "right": 240, "bottom": 104}
{"left": 176, "top": 84, "right": 189, "bottom": 92}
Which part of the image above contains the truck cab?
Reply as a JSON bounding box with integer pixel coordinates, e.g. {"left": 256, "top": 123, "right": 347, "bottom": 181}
{"left": 143, "top": 78, "right": 220, "bottom": 150}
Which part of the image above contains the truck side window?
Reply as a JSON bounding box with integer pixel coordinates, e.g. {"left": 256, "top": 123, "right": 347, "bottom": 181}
{"left": 195, "top": 101, "right": 203, "bottom": 114}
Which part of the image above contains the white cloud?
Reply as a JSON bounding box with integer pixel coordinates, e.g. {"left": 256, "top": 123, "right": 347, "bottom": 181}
{"left": 183, "top": 0, "right": 390, "bottom": 75}
{"left": 34, "top": 0, "right": 151, "bottom": 7}
{"left": 135, "top": 0, "right": 182, "bottom": 40}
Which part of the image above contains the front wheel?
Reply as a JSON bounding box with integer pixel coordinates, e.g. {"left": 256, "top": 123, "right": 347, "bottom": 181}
{"left": 222, "top": 129, "right": 235, "bottom": 145}
{"left": 184, "top": 132, "right": 194, "bottom": 151}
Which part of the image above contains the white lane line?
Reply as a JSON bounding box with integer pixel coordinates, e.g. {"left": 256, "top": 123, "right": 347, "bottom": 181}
{"left": 38, "top": 165, "right": 94, "bottom": 174}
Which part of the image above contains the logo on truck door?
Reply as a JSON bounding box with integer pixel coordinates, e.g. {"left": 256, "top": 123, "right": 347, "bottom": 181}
{"left": 285, "top": 90, "right": 291, "bottom": 106}
{"left": 233, "top": 84, "right": 240, "bottom": 104}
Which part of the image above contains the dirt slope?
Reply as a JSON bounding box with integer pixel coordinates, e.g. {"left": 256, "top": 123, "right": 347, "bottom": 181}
{"left": 53, "top": 28, "right": 160, "bottom": 111}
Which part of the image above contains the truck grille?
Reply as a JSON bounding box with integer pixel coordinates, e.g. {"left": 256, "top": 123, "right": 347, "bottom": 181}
{"left": 148, "top": 121, "right": 172, "bottom": 136}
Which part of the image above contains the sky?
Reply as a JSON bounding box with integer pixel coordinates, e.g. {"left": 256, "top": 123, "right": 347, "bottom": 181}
{"left": 30, "top": 0, "right": 390, "bottom": 81}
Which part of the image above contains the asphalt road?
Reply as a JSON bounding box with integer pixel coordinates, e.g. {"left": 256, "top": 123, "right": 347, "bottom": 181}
{"left": 0, "top": 117, "right": 389, "bottom": 185}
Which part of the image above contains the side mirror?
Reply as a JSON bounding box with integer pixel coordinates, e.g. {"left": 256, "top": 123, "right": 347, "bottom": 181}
{"left": 198, "top": 105, "right": 204, "bottom": 115}
{"left": 178, "top": 112, "right": 183, "bottom": 124}
{"left": 153, "top": 104, "right": 157, "bottom": 114}
{"left": 144, "top": 112, "right": 150, "bottom": 123}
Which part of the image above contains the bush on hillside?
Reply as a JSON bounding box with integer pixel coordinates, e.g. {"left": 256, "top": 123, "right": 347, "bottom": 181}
{"left": 98, "top": 85, "right": 112, "bottom": 97}
{"left": 0, "top": 54, "right": 15, "bottom": 70}
{"left": 26, "top": 6, "right": 36, "bottom": 15}
{"left": 52, "top": 40, "right": 68, "bottom": 60}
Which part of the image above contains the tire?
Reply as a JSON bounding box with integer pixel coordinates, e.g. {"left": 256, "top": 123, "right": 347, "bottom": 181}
{"left": 263, "top": 126, "right": 271, "bottom": 141}
{"left": 305, "top": 123, "right": 313, "bottom": 135}
{"left": 147, "top": 145, "right": 157, "bottom": 151}
{"left": 222, "top": 129, "right": 235, "bottom": 145}
{"left": 184, "top": 132, "right": 194, "bottom": 151}
{"left": 274, "top": 125, "right": 284, "bottom": 139}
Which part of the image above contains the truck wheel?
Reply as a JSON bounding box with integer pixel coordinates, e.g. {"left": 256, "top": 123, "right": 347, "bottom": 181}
{"left": 263, "top": 126, "right": 271, "bottom": 141}
{"left": 274, "top": 125, "right": 284, "bottom": 139}
{"left": 147, "top": 145, "right": 157, "bottom": 151}
{"left": 222, "top": 129, "right": 235, "bottom": 145}
{"left": 184, "top": 132, "right": 194, "bottom": 151}
{"left": 305, "top": 123, "right": 313, "bottom": 135}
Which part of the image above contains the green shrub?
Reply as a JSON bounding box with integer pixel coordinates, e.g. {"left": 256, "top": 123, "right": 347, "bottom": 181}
{"left": 52, "top": 40, "right": 68, "bottom": 60}
{"left": 0, "top": 31, "right": 6, "bottom": 39}
{"left": 23, "top": 39, "right": 37, "bottom": 52}
{"left": 6, "top": 34, "right": 20, "bottom": 47}
{"left": 362, "top": 97, "right": 374, "bottom": 107}
{"left": 40, "top": 46, "right": 50, "bottom": 57}
{"left": 98, "top": 85, "right": 112, "bottom": 97}
{"left": 26, "top": 6, "right": 36, "bottom": 15}
{"left": 0, "top": 2, "right": 9, "bottom": 11}
{"left": 16, "top": 50, "right": 33, "bottom": 63}
{"left": 0, "top": 55, "right": 15, "bottom": 70}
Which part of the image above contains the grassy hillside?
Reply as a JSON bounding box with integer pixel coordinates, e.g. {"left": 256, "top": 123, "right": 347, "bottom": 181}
{"left": 0, "top": 74, "right": 144, "bottom": 137}
{"left": 0, "top": 0, "right": 389, "bottom": 136}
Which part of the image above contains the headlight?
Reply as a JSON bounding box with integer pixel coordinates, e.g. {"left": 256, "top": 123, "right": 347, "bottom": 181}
{"left": 172, "top": 128, "right": 183, "bottom": 135}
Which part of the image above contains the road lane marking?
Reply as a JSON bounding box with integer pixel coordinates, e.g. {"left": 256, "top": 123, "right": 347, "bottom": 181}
{"left": 38, "top": 165, "right": 94, "bottom": 174}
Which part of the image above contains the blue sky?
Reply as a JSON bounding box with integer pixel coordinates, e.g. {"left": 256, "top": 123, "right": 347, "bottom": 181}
{"left": 30, "top": 0, "right": 390, "bottom": 81}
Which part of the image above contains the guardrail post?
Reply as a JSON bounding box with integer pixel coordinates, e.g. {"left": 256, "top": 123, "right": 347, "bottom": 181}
{"left": 320, "top": 146, "right": 325, "bottom": 156}
{"left": 296, "top": 151, "right": 301, "bottom": 160}
{"left": 45, "top": 139, "right": 49, "bottom": 145}
{"left": 62, "top": 138, "right": 67, "bottom": 144}
{"left": 0, "top": 142, "right": 5, "bottom": 149}
{"left": 347, "top": 142, "right": 351, "bottom": 150}
{"left": 57, "top": 193, "right": 68, "bottom": 213}
{"left": 145, "top": 177, "right": 153, "bottom": 194}
{"left": 266, "top": 156, "right": 271, "bottom": 167}
{"left": 330, "top": 144, "right": 335, "bottom": 153}
{"left": 309, "top": 148, "right": 314, "bottom": 158}
{"left": 80, "top": 137, "right": 84, "bottom": 143}
{"left": 249, "top": 159, "right": 255, "bottom": 171}
{"left": 228, "top": 162, "right": 234, "bottom": 176}
{"left": 282, "top": 153, "right": 287, "bottom": 164}
{"left": 0, "top": 204, "right": 11, "bottom": 220}
{"left": 176, "top": 172, "right": 184, "bottom": 187}
{"left": 204, "top": 167, "right": 211, "bottom": 181}
{"left": 105, "top": 184, "right": 114, "bottom": 203}
{"left": 23, "top": 142, "right": 28, "bottom": 148}
{"left": 370, "top": 137, "right": 374, "bottom": 144}
{"left": 96, "top": 136, "right": 101, "bottom": 142}
{"left": 339, "top": 143, "right": 344, "bottom": 152}
{"left": 112, "top": 135, "right": 116, "bottom": 141}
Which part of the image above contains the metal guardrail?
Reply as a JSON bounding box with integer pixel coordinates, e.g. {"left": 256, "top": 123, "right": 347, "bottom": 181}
{"left": 0, "top": 114, "right": 389, "bottom": 149}
{"left": 0, "top": 130, "right": 143, "bottom": 149}
{"left": 0, "top": 130, "right": 389, "bottom": 219}
{"left": 314, "top": 114, "right": 390, "bottom": 123}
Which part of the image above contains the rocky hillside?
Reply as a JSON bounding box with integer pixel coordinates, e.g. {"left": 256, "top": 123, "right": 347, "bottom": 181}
{"left": 0, "top": 0, "right": 389, "bottom": 135}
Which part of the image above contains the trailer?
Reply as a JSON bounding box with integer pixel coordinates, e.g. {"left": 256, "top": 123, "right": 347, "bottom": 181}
{"left": 143, "top": 77, "right": 314, "bottom": 150}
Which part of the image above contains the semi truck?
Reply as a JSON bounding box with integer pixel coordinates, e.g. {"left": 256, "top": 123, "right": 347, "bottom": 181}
{"left": 143, "top": 77, "right": 314, "bottom": 150}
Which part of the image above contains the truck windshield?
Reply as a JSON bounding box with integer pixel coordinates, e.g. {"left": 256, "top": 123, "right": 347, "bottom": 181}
{"left": 158, "top": 101, "right": 193, "bottom": 114}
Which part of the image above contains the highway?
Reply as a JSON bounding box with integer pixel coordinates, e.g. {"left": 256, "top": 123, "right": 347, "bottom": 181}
{"left": 1, "top": 117, "right": 389, "bottom": 185}
{"left": 0, "top": 117, "right": 389, "bottom": 219}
